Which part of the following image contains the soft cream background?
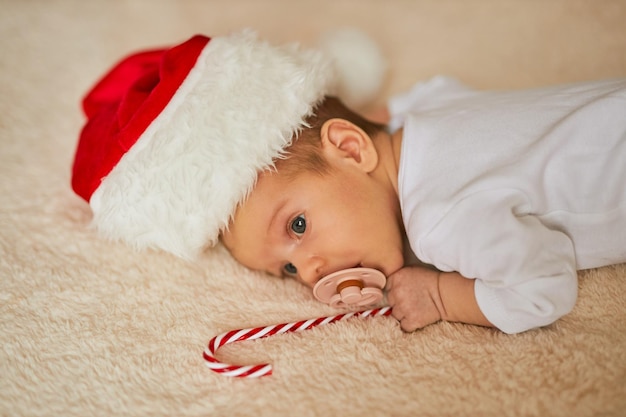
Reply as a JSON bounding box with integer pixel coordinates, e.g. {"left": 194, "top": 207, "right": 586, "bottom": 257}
{"left": 1, "top": 1, "right": 625, "bottom": 416}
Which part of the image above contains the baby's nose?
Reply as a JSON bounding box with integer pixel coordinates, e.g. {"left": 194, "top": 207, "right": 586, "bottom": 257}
{"left": 296, "top": 255, "right": 326, "bottom": 287}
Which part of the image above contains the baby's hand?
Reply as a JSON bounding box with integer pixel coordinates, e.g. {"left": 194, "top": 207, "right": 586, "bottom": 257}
{"left": 386, "top": 266, "right": 443, "bottom": 332}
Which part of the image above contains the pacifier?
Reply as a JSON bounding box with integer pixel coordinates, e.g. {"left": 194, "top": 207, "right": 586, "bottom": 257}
{"left": 313, "top": 267, "right": 386, "bottom": 309}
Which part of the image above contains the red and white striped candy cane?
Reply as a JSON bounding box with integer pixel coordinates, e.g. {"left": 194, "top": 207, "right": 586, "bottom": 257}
{"left": 203, "top": 306, "right": 392, "bottom": 378}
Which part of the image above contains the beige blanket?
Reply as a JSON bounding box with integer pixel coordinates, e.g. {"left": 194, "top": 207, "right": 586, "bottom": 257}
{"left": 1, "top": 1, "right": 625, "bottom": 416}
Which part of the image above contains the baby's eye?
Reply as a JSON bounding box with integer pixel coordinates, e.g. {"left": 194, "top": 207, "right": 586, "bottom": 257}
{"left": 290, "top": 214, "right": 306, "bottom": 236}
{"left": 283, "top": 263, "right": 298, "bottom": 276}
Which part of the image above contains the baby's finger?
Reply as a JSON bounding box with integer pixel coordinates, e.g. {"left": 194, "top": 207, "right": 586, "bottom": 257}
{"left": 384, "top": 274, "right": 394, "bottom": 291}
{"left": 386, "top": 285, "right": 402, "bottom": 307}
{"left": 389, "top": 302, "right": 404, "bottom": 322}
{"left": 399, "top": 317, "right": 420, "bottom": 333}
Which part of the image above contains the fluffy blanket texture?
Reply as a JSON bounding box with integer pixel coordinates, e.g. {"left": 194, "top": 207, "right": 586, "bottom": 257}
{"left": 1, "top": 1, "right": 625, "bottom": 416}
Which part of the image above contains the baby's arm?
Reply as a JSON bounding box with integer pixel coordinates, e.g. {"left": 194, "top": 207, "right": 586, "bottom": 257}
{"left": 386, "top": 266, "right": 493, "bottom": 332}
{"left": 398, "top": 191, "right": 579, "bottom": 334}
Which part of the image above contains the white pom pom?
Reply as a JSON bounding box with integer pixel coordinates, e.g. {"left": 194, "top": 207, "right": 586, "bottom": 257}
{"left": 318, "top": 28, "right": 388, "bottom": 110}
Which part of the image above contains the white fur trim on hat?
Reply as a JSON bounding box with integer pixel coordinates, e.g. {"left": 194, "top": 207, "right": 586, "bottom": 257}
{"left": 90, "top": 30, "right": 333, "bottom": 259}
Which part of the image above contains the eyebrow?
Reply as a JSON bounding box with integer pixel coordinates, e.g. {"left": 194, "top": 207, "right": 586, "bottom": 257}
{"left": 266, "top": 199, "right": 288, "bottom": 278}
{"left": 267, "top": 198, "right": 287, "bottom": 237}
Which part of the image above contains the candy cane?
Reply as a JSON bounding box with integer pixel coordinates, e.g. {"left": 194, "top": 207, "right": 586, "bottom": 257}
{"left": 203, "top": 306, "right": 392, "bottom": 378}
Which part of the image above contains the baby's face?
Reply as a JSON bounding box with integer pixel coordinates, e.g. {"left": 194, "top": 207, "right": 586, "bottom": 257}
{"left": 221, "top": 165, "right": 405, "bottom": 288}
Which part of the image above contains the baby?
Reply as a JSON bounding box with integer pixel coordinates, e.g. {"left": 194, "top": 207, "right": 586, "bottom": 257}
{"left": 221, "top": 77, "right": 626, "bottom": 334}
{"left": 72, "top": 31, "right": 626, "bottom": 334}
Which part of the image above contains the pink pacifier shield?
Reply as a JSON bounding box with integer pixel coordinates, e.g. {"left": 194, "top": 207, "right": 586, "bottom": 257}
{"left": 313, "top": 267, "right": 386, "bottom": 308}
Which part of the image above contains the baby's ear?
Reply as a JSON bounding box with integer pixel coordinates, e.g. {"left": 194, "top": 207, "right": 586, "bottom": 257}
{"left": 320, "top": 118, "right": 378, "bottom": 173}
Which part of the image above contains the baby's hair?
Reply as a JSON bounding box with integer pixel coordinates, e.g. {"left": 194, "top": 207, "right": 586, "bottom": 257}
{"left": 274, "top": 96, "right": 385, "bottom": 179}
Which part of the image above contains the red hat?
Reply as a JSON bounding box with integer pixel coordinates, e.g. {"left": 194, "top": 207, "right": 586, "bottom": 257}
{"left": 72, "top": 29, "right": 386, "bottom": 259}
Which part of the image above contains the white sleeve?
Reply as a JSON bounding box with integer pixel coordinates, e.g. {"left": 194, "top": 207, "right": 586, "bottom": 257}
{"left": 414, "top": 190, "right": 579, "bottom": 334}
{"left": 387, "top": 76, "right": 473, "bottom": 133}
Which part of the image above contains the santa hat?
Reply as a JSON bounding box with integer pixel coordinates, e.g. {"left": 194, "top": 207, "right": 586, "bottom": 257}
{"left": 72, "top": 29, "right": 386, "bottom": 259}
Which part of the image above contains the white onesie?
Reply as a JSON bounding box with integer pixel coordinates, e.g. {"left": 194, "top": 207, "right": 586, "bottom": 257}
{"left": 391, "top": 76, "right": 626, "bottom": 333}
